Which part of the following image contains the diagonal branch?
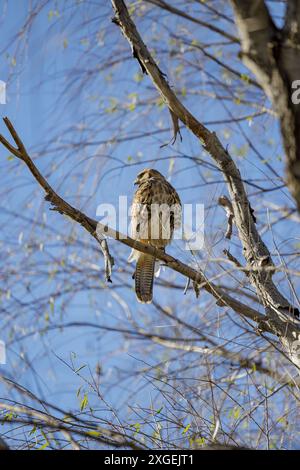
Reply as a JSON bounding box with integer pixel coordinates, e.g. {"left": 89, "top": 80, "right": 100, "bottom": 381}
{"left": 0, "top": 117, "right": 264, "bottom": 327}
{"left": 111, "top": 0, "right": 300, "bottom": 367}
{"left": 0, "top": 118, "right": 114, "bottom": 282}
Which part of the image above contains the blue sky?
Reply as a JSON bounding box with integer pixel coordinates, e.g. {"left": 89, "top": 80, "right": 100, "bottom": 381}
{"left": 0, "top": 0, "right": 299, "bottom": 449}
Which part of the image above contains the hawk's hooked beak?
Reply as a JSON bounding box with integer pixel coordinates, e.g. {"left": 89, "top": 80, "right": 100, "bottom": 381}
{"left": 134, "top": 178, "right": 139, "bottom": 185}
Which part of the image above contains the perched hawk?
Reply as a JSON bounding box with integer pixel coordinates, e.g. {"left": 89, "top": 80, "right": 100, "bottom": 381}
{"left": 128, "top": 168, "right": 182, "bottom": 303}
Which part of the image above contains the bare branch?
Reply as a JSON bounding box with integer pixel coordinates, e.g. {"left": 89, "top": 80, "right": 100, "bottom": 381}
{"left": 145, "top": 0, "right": 239, "bottom": 44}
{"left": 96, "top": 236, "right": 114, "bottom": 283}
{"left": 0, "top": 117, "right": 264, "bottom": 327}
{"left": 223, "top": 249, "right": 244, "bottom": 271}
{"left": 111, "top": 0, "right": 300, "bottom": 367}
{"left": 0, "top": 403, "right": 142, "bottom": 450}
{"left": 218, "top": 195, "right": 235, "bottom": 239}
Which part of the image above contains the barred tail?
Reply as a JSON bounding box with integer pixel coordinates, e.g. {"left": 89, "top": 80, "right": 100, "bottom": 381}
{"left": 135, "top": 254, "right": 155, "bottom": 303}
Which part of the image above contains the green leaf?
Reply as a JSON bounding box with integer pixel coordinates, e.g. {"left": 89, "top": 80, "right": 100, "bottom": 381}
{"left": 87, "top": 430, "right": 101, "bottom": 437}
{"left": 156, "top": 97, "right": 165, "bottom": 109}
{"left": 4, "top": 411, "right": 14, "bottom": 422}
{"left": 80, "top": 38, "right": 90, "bottom": 47}
{"left": 131, "top": 423, "right": 141, "bottom": 436}
{"left": 134, "top": 72, "right": 143, "bottom": 83}
{"left": 128, "top": 4, "right": 135, "bottom": 15}
{"left": 49, "top": 297, "right": 54, "bottom": 314}
{"left": 195, "top": 437, "right": 206, "bottom": 446}
{"left": 37, "top": 442, "right": 48, "bottom": 450}
{"left": 29, "top": 425, "right": 37, "bottom": 436}
{"left": 182, "top": 423, "right": 191, "bottom": 435}
{"left": 127, "top": 102, "right": 136, "bottom": 112}
{"left": 48, "top": 10, "right": 59, "bottom": 21}
{"left": 233, "top": 407, "right": 240, "bottom": 420}
{"left": 240, "top": 73, "right": 250, "bottom": 83}
{"left": 105, "top": 98, "right": 118, "bottom": 114}
{"left": 175, "top": 64, "right": 184, "bottom": 76}
{"left": 80, "top": 393, "right": 89, "bottom": 411}
{"left": 37, "top": 431, "right": 49, "bottom": 450}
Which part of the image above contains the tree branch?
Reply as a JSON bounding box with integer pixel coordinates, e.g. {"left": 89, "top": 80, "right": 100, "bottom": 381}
{"left": 0, "top": 117, "right": 264, "bottom": 327}
{"left": 145, "top": 0, "right": 239, "bottom": 44}
{"left": 111, "top": 0, "right": 300, "bottom": 367}
{"left": 218, "top": 195, "right": 235, "bottom": 240}
{"left": 0, "top": 402, "right": 142, "bottom": 450}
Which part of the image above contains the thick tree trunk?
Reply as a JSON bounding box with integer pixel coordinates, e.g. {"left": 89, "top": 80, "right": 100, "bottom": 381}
{"left": 231, "top": 0, "right": 300, "bottom": 212}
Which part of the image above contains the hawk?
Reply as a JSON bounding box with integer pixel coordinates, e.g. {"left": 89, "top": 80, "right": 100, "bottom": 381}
{"left": 128, "top": 168, "right": 182, "bottom": 303}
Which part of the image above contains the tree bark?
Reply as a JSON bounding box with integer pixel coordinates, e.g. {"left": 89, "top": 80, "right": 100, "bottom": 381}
{"left": 231, "top": 0, "right": 300, "bottom": 213}
{"left": 110, "top": 0, "right": 300, "bottom": 368}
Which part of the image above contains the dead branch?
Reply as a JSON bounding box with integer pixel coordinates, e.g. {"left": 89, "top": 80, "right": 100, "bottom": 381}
{"left": 219, "top": 195, "right": 235, "bottom": 239}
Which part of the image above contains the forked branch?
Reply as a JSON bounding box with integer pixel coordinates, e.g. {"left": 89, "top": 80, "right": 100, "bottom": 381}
{"left": 0, "top": 117, "right": 263, "bottom": 326}
{"left": 111, "top": 0, "right": 300, "bottom": 367}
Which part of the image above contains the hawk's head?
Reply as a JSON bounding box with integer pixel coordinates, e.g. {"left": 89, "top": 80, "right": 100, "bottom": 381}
{"left": 134, "top": 168, "right": 164, "bottom": 185}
